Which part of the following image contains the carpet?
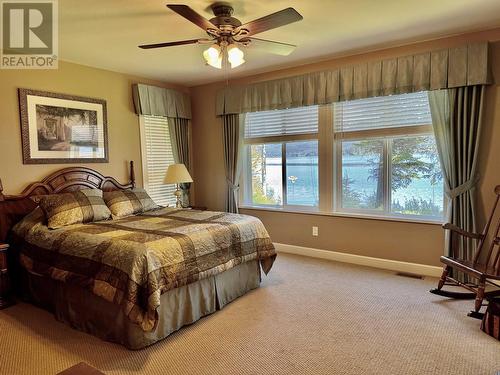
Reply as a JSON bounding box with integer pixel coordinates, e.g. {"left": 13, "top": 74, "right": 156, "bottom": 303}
{"left": 0, "top": 253, "right": 499, "bottom": 375}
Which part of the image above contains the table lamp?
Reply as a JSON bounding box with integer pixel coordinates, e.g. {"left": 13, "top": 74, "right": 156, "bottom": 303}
{"left": 164, "top": 164, "right": 193, "bottom": 208}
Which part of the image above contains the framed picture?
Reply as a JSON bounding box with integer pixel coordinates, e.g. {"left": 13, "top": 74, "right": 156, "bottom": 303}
{"left": 19, "top": 88, "right": 109, "bottom": 164}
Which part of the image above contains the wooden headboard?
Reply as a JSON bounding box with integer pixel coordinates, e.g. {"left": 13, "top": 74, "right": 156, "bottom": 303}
{"left": 0, "top": 161, "right": 136, "bottom": 242}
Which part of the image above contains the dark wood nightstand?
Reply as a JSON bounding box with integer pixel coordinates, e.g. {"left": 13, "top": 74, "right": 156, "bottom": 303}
{"left": 0, "top": 244, "right": 14, "bottom": 309}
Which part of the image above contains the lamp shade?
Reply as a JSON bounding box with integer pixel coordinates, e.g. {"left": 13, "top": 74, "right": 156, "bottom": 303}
{"left": 227, "top": 44, "right": 245, "bottom": 68}
{"left": 203, "top": 44, "right": 222, "bottom": 69}
{"left": 164, "top": 164, "right": 193, "bottom": 184}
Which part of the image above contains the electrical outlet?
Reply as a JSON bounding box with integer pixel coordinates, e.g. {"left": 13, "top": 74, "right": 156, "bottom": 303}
{"left": 312, "top": 226, "right": 319, "bottom": 237}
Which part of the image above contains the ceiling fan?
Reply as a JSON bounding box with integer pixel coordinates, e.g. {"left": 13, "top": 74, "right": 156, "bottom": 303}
{"left": 139, "top": 3, "right": 303, "bottom": 69}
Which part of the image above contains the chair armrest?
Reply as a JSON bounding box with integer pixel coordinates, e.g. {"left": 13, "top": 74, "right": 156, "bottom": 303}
{"left": 442, "top": 223, "right": 483, "bottom": 240}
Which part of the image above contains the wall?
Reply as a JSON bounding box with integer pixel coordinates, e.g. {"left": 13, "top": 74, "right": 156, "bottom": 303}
{"left": 191, "top": 29, "right": 500, "bottom": 267}
{"left": 0, "top": 60, "right": 187, "bottom": 194}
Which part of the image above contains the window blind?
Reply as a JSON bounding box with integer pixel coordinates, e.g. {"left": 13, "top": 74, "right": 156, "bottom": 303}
{"left": 245, "top": 105, "right": 319, "bottom": 139}
{"left": 141, "top": 115, "right": 177, "bottom": 207}
{"left": 334, "top": 91, "right": 432, "bottom": 132}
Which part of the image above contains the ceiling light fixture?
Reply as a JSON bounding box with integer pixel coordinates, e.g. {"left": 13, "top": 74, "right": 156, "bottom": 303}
{"left": 203, "top": 42, "right": 245, "bottom": 70}
{"left": 139, "top": 4, "right": 303, "bottom": 71}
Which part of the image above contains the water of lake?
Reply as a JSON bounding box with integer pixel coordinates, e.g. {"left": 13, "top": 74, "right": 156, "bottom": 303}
{"left": 260, "top": 156, "right": 444, "bottom": 213}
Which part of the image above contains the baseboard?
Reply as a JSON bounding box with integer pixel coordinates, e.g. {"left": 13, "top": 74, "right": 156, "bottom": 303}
{"left": 274, "top": 242, "right": 442, "bottom": 278}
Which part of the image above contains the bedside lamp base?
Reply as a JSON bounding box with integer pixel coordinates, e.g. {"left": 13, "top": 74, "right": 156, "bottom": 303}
{"left": 174, "top": 185, "right": 183, "bottom": 208}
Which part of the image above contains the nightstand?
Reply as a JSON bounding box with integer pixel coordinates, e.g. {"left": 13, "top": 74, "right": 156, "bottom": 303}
{"left": 0, "top": 244, "right": 14, "bottom": 309}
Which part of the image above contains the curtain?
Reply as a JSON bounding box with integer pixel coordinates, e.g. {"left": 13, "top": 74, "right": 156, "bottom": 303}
{"left": 132, "top": 84, "right": 192, "bottom": 207}
{"left": 133, "top": 84, "right": 191, "bottom": 119}
{"left": 217, "top": 42, "right": 490, "bottom": 115}
{"left": 222, "top": 114, "right": 244, "bottom": 213}
{"left": 428, "top": 86, "right": 485, "bottom": 281}
{"left": 168, "top": 117, "right": 191, "bottom": 207}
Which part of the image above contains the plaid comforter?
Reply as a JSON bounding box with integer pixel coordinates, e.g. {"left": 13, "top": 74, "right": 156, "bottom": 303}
{"left": 12, "top": 207, "right": 276, "bottom": 331}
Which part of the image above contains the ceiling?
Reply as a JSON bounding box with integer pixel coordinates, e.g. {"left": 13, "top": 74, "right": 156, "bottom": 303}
{"left": 60, "top": 0, "right": 500, "bottom": 87}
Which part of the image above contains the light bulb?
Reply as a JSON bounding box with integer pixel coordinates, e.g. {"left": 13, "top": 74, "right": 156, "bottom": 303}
{"left": 203, "top": 44, "right": 222, "bottom": 69}
{"left": 227, "top": 44, "right": 245, "bottom": 68}
{"left": 208, "top": 56, "right": 222, "bottom": 69}
{"left": 203, "top": 45, "right": 219, "bottom": 60}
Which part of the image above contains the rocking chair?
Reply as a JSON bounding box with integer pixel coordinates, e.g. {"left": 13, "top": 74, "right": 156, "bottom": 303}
{"left": 430, "top": 185, "right": 500, "bottom": 318}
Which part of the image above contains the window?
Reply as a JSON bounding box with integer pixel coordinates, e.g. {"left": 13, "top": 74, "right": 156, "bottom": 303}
{"left": 139, "top": 115, "right": 176, "bottom": 207}
{"left": 240, "top": 92, "right": 444, "bottom": 222}
{"left": 334, "top": 92, "right": 444, "bottom": 219}
{"left": 244, "top": 106, "right": 319, "bottom": 208}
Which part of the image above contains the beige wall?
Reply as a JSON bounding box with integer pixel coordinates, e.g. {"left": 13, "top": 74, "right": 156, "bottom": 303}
{"left": 191, "top": 29, "right": 500, "bottom": 267}
{"left": 0, "top": 60, "right": 187, "bottom": 194}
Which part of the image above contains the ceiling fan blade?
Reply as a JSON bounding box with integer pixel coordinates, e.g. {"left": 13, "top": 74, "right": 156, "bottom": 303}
{"left": 167, "top": 4, "right": 219, "bottom": 34}
{"left": 139, "top": 39, "right": 204, "bottom": 49}
{"left": 246, "top": 37, "right": 296, "bottom": 56}
{"left": 236, "top": 8, "right": 303, "bottom": 37}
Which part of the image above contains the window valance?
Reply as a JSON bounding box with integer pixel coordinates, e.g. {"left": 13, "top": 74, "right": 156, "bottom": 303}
{"left": 133, "top": 84, "right": 191, "bottom": 119}
{"left": 216, "top": 42, "right": 491, "bottom": 116}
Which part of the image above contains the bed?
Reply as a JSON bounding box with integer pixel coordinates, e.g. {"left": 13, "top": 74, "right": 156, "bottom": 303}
{"left": 0, "top": 162, "right": 276, "bottom": 349}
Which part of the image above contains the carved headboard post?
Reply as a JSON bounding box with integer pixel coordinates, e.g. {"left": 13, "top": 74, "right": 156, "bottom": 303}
{"left": 130, "top": 161, "right": 136, "bottom": 188}
{"left": 0, "top": 178, "right": 4, "bottom": 202}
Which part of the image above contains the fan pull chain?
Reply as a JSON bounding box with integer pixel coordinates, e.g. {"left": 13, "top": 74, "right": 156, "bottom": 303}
{"left": 223, "top": 45, "right": 230, "bottom": 86}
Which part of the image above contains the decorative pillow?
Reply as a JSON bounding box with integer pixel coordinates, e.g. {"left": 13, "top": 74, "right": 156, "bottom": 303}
{"left": 103, "top": 188, "right": 158, "bottom": 218}
{"left": 39, "top": 189, "right": 111, "bottom": 229}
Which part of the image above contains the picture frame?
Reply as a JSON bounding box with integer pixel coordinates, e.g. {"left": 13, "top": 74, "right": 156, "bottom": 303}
{"left": 18, "top": 88, "right": 109, "bottom": 164}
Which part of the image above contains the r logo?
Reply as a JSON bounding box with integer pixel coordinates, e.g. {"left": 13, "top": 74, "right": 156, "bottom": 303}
{"left": 1, "top": 1, "right": 53, "bottom": 55}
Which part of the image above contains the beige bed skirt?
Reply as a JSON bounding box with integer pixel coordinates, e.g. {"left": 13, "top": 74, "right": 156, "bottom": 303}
{"left": 24, "top": 260, "right": 261, "bottom": 349}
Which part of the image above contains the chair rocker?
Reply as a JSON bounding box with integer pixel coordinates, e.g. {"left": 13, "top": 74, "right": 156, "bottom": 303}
{"left": 430, "top": 185, "right": 500, "bottom": 319}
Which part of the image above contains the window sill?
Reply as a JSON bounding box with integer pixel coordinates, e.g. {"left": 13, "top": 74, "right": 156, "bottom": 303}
{"left": 238, "top": 205, "right": 444, "bottom": 226}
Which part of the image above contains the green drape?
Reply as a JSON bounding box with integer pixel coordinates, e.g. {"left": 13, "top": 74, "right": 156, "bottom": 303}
{"left": 217, "top": 42, "right": 490, "bottom": 115}
{"left": 222, "top": 114, "right": 244, "bottom": 213}
{"left": 133, "top": 84, "right": 191, "bottom": 119}
{"left": 428, "top": 86, "right": 485, "bottom": 281}
{"left": 132, "top": 83, "right": 192, "bottom": 207}
{"left": 167, "top": 117, "right": 191, "bottom": 207}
